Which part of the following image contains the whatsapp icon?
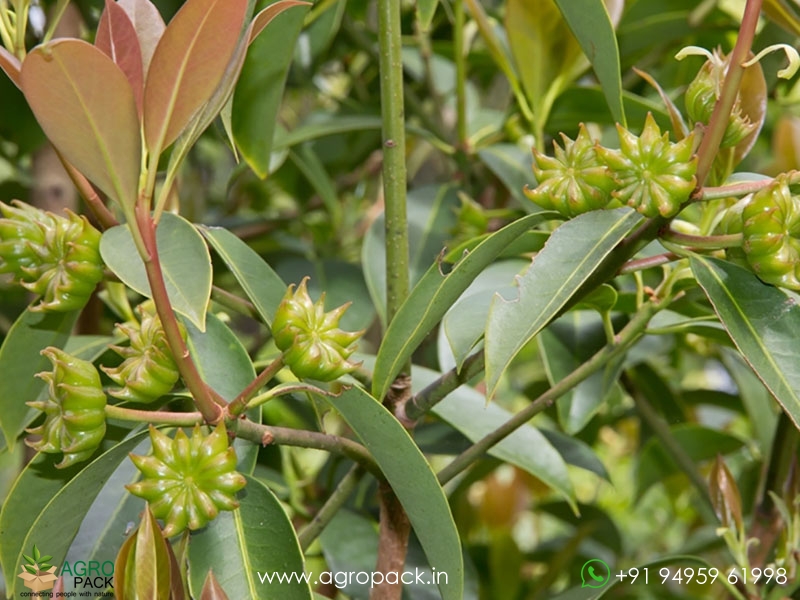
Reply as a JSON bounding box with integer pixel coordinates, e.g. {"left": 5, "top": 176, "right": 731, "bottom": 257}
{"left": 581, "top": 559, "right": 611, "bottom": 588}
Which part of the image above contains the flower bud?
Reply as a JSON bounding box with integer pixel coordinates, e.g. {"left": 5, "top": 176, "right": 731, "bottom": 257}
{"left": 126, "top": 424, "right": 247, "bottom": 537}
{"left": 102, "top": 301, "right": 182, "bottom": 403}
{"left": 272, "top": 278, "right": 363, "bottom": 381}
{"left": 27, "top": 347, "right": 107, "bottom": 468}
{"left": 0, "top": 201, "right": 104, "bottom": 311}
{"left": 597, "top": 113, "right": 697, "bottom": 218}
{"left": 524, "top": 125, "right": 618, "bottom": 217}
{"left": 741, "top": 173, "right": 800, "bottom": 290}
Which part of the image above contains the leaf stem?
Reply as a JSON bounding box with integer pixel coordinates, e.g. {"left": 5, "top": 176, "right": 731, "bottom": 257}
{"left": 56, "top": 150, "right": 119, "bottom": 230}
{"left": 437, "top": 298, "right": 664, "bottom": 485}
{"left": 298, "top": 464, "right": 365, "bottom": 551}
{"left": 618, "top": 252, "right": 681, "bottom": 275}
{"left": 406, "top": 349, "right": 484, "bottom": 421}
{"left": 454, "top": 0, "right": 468, "bottom": 148}
{"left": 659, "top": 229, "right": 743, "bottom": 250}
{"left": 694, "top": 0, "right": 763, "bottom": 187}
{"left": 227, "top": 355, "right": 285, "bottom": 417}
{"left": 234, "top": 418, "right": 380, "bottom": 477}
{"left": 135, "top": 204, "right": 223, "bottom": 424}
{"left": 698, "top": 179, "right": 772, "bottom": 201}
{"left": 105, "top": 405, "right": 203, "bottom": 426}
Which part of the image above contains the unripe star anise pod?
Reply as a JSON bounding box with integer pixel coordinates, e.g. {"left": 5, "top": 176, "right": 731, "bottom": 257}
{"left": 685, "top": 48, "right": 758, "bottom": 148}
{"left": 0, "top": 200, "right": 104, "bottom": 311}
{"left": 741, "top": 173, "right": 800, "bottom": 290}
{"left": 26, "top": 347, "right": 107, "bottom": 468}
{"left": 126, "top": 423, "right": 246, "bottom": 537}
{"left": 597, "top": 113, "right": 697, "bottom": 218}
{"left": 524, "top": 124, "right": 618, "bottom": 217}
{"left": 102, "top": 301, "right": 182, "bottom": 403}
{"left": 272, "top": 278, "right": 363, "bottom": 381}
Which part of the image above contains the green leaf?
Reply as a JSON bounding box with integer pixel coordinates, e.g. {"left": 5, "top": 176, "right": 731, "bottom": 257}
{"left": 636, "top": 424, "right": 745, "bottom": 497}
{"left": 143, "top": 0, "right": 248, "bottom": 154}
{"left": 538, "top": 429, "right": 609, "bottom": 480}
{"left": 188, "top": 475, "right": 312, "bottom": 599}
{"left": 431, "top": 381, "right": 576, "bottom": 511}
{"left": 505, "top": 0, "right": 590, "bottom": 127}
{"left": 200, "top": 225, "right": 287, "bottom": 327}
{"left": 100, "top": 212, "right": 212, "bottom": 331}
{"left": 4, "top": 432, "right": 148, "bottom": 597}
{"left": 539, "top": 312, "right": 620, "bottom": 434}
{"left": 691, "top": 256, "right": 800, "bottom": 429}
{"left": 0, "top": 307, "right": 78, "bottom": 448}
{"left": 184, "top": 312, "right": 258, "bottom": 473}
{"left": 322, "top": 387, "right": 463, "bottom": 600}
{"left": 440, "top": 260, "right": 529, "bottom": 370}
{"left": 233, "top": 0, "right": 311, "bottom": 177}
{"left": 20, "top": 40, "right": 140, "bottom": 208}
{"left": 363, "top": 185, "right": 461, "bottom": 330}
{"left": 274, "top": 115, "right": 383, "bottom": 150}
{"left": 477, "top": 144, "right": 538, "bottom": 208}
{"left": 133, "top": 505, "right": 172, "bottom": 600}
{"left": 553, "top": 0, "right": 625, "bottom": 125}
{"left": 372, "top": 211, "right": 555, "bottom": 401}
{"left": 416, "top": 0, "right": 438, "bottom": 32}
{"left": 485, "top": 208, "right": 642, "bottom": 399}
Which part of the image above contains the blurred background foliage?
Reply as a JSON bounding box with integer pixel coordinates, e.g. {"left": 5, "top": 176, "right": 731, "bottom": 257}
{"left": 4, "top": 0, "right": 800, "bottom": 598}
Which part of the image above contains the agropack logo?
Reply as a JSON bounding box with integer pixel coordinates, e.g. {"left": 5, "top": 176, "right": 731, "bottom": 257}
{"left": 18, "top": 545, "right": 57, "bottom": 593}
{"left": 17, "top": 544, "right": 115, "bottom": 596}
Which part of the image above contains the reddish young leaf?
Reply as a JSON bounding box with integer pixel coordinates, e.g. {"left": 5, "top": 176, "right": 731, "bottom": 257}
{"left": 96, "top": 0, "right": 145, "bottom": 115}
{"left": 143, "top": 0, "right": 248, "bottom": 155}
{"left": 249, "top": 0, "right": 310, "bottom": 43}
{"left": 167, "top": 0, "right": 309, "bottom": 159}
{"left": 0, "top": 46, "right": 21, "bottom": 88}
{"left": 20, "top": 40, "right": 140, "bottom": 208}
{"left": 200, "top": 571, "right": 230, "bottom": 600}
{"left": 117, "top": 0, "right": 166, "bottom": 76}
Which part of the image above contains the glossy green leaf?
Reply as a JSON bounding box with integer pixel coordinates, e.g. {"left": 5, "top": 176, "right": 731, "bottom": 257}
{"left": 553, "top": 0, "right": 625, "bottom": 125}
{"left": 691, "top": 256, "right": 800, "bottom": 429}
{"left": 200, "top": 225, "right": 287, "bottom": 327}
{"left": 547, "top": 88, "right": 668, "bottom": 136}
{"left": 477, "top": 144, "right": 537, "bottom": 208}
{"left": 100, "top": 212, "right": 212, "bottom": 331}
{"left": 20, "top": 39, "right": 140, "bottom": 208}
{"left": 118, "top": 0, "right": 166, "bottom": 75}
{"left": 274, "top": 115, "right": 383, "bottom": 150}
{"left": 143, "top": 0, "right": 248, "bottom": 154}
{"left": 485, "top": 208, "right": 641, "bottom": 399}
{"left": 0, "top": 307, "right": 78, "bottom": 448}
{"left": 323, "top": 387, "right": 463, "bottom": 599}
{"left": 188, "top": 475, "right": 312, "bottom": 599}
{"left": 372, "top": 210, "right": 554, "bottom": 401}
{"left": 363, "top": 185, "right": 460, "bottom": 330}
{"left": 96, "top": 0, "right": 145, "bottom": 114}
{"left": 233, "top": 0, "right": 311, "bottom": 177}
{"left": 636, "top": 425, "right": 745, "bottom": 497}
{"left": 4, "top": 432, "right": 148, "bottom": 597}
{"left": 184, "top": 312, "right": 258, "bottom": 472}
